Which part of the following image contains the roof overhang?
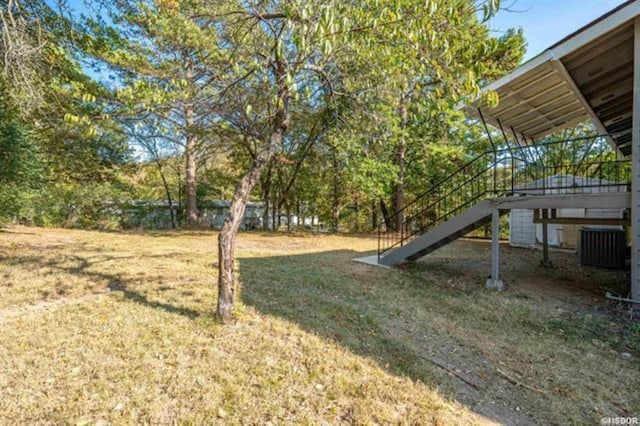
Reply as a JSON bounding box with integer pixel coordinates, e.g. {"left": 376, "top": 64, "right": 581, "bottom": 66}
{"left": 463, "top": 0, "right": 640, "bottom": 156}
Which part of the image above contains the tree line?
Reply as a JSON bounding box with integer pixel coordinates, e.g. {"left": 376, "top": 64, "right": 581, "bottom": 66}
{"left": 0, "top": 0, "right": 525, "bottom": 321}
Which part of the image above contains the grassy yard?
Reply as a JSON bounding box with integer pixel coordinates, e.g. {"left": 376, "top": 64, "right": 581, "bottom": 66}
{"left": 0, "top": 226, "right": 638, "bottom": 424}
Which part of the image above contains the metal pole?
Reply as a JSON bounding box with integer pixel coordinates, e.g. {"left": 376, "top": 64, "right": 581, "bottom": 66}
{"left": 511, "top": 127, "right": 537, "bottom": 183}
{"left": 478, "top": 108, "right": 497, "bottom": 152}
{"left": 497, "top": 119, "right": 516, "bottom": 194}
{"left": 478, "top": 108, "right": 498, "bottom": 194}
{"left": 525, "top": 133, "right": 545, "bottom": 169}
{"left": 497, "top": 119, "right": 515, "bottom": 157}
{"left": 542, "top": 223, "right": 550, "bottom": 266}
{"left": 511, "top": 127, "right": 535, "bottom": 165}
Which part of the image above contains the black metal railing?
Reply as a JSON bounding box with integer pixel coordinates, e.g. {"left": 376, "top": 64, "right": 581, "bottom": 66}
{"left": 377, "top": 135, "right": 631, "bottom": 260}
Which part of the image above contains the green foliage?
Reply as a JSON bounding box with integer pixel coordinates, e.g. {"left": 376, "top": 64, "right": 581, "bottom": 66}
{"left": 1, "top": 0, "right": 529, "bottom": 232}
{"left": 0, "top": 85, "right": 43, "bottom": 223}
{"left": 27, "top": 181, "right": 132, "bottom": 230}
{"left": 303, "top": 0, "right": 525, "bottom": 229}
{"left": 0, "top": 1, "right": 132, "bottom": 228}
{"left": 0, "top": 120, "right": 41, "bottom": 187}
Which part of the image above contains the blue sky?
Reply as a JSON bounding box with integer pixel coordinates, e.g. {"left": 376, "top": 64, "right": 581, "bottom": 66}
{"left": 488, "top": 0, "right": 629, "bottom": 61}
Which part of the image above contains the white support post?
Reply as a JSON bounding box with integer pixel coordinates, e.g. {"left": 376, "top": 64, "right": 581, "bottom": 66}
{"left": 486, "top": 209, "right": 505, "bottom": 291}
{"left": 540, "top": 211, "right": 553, "bottom": 268}
{"left": 632, "top": 17, "right": 640, "bottom": 305}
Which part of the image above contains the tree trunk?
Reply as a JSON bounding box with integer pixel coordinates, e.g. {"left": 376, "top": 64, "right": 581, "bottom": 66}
{"left": 217, "top": 77, "right": 289, "bottom": 322}
{"left": 393, "top": 98, "right": 407, "bottom": 232}
{"left": 286, "top": 203, "right": 291, "bottom": 232}
{"left": 380, "top": 199, "right": 391, "bottom": 229}
{"left": 185, "top": 104, "right": 198, "bottom": 226}
{"left": 393, "top": 140, "right": 405, "bottom": 231}
{"left": 155, "top": 159, "right": 176, "bottom": 229}
{"left": 371, "top": 199, "right": 378, "bottom": 231}
{"left": 331, "top": 148, "right": 340, "bottom": 233}
{"left": 272, "top": 193, "right": 278, "bottom": 231}
{"left": 261, "top": 165, "right": 272, "bottom": 230}
{"left": 276, "top": 201, "right": 282, "bottom": 228}
{"left": 175, "top": 161, "right": 183, "bottom": 226}
{"left": 263, "top": 197, "right": 270, "bottom": 230}
{"left": 217, "top": 130, "right": 282, "bottom": 323}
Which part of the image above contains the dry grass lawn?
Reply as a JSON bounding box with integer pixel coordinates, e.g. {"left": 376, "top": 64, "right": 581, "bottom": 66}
{"left": 0, "top": 226, "right": 638, "bottom": 424}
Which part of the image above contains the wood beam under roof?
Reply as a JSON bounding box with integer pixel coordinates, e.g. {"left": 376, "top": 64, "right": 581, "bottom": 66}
{"left": 550, "top": 57, "right": 620, "bottom": 154}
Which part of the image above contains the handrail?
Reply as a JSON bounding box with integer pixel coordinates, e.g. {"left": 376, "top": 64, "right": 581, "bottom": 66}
{"left": 381, "top": 159, "right": 500, "bottom": 253}
{"left": 379, "top": 134, "right": 615, "bottom": 230}
{"left": 385, "top": 151, "right": 491, "bottom": 224}
{"left": 377, "top": 134, "right": 630, "bottom": 260}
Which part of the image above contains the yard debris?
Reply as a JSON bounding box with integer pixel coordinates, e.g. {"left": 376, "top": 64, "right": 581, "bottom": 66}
{"left": 611, "top": 400, "right": 631, "bottom": 416}
{"left": 496, "top": 368, "right": 546, "bottom": 395}
{"left": 425, "top": 356, "right": 480, "bottom": 390}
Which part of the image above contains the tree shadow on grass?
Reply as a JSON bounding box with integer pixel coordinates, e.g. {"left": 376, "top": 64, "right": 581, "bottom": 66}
{"left": 108, "top": 281, "right": 200, "bottom": 318}
{"left": 238, "top": 248, "right": 499, "bottom": 418}
{"left": 238, "top": 247, "right": 637, "bottom": 425}
{"left": 240, "top": 249, "right": 430, "bottom": 376}
{"left": 1, "top": 247, "right": 201, "bottom": 319}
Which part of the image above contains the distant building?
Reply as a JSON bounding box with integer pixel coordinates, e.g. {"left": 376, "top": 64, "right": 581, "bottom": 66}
{"left": 120, "top": 200, "right": 322, "bottom": 230}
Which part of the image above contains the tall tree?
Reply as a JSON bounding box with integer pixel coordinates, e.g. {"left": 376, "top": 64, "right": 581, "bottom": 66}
{"left": 81, "top": 0, "right": 224, "bottom": 225}
{"left": 71, "top": 0, "right": 525, "bottom": 323}
{"left": 207, "top": 0, "right": 521, "bottom": 321}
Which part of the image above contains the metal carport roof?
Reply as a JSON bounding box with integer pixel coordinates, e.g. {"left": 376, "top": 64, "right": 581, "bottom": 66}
{"left": 463, "top": 0, "right": 640, "bottom": 156}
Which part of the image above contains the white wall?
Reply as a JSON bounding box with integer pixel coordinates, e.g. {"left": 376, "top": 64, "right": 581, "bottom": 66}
{"left": 509, "top": 209, "right": 537, "bottom": 247}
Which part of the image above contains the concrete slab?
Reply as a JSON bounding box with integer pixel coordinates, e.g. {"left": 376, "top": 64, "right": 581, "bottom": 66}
{"left": 352, "top": 255, "right": 390, "bottom": 268}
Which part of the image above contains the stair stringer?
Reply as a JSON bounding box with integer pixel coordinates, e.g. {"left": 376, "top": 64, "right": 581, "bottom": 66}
{"left": 379, "top": 200, "right": 495, "bottom": 267}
